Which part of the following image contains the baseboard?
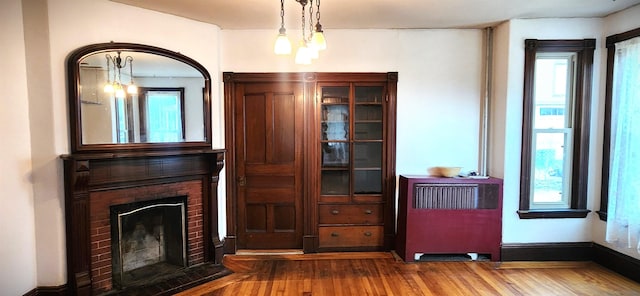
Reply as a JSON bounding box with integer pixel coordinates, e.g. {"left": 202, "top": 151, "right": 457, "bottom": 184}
{"left": 223, "top": 236, "right": 236, "bottom": 254}
{"left": 23, "top": 285, "right": 68, "bottom": 296}
{"left": 502, "top": 242, "right": 640, "bottom": 284}
{"left": 592, "top": 243, "right": 640, "bottom": 283}
{"left": 501, "top": 242, "right": 594, "bottom": 261}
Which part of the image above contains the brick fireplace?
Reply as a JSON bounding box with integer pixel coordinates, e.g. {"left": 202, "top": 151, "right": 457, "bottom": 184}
{"left": 90, "top": 181, "right": 203, "bottom": 292}
{"left": 62, "top": 151, "right": 226, "bottom": 295}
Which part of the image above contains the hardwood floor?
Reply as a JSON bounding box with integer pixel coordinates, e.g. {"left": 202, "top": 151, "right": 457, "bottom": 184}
{"left": 176, "top": 252, "right": 640, "bottom": 296}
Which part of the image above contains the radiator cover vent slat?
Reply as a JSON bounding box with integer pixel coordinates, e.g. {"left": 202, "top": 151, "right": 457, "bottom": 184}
{"left": 414, "top": 184, "right": 479, "bottom": 209}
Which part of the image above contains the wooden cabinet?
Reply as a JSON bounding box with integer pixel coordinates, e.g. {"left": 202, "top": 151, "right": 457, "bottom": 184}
{"left": 312, "top": 73, "right": 397, "bottom": 252}
{"left": 223, "top": 72, "right": 396, "bottom": 254}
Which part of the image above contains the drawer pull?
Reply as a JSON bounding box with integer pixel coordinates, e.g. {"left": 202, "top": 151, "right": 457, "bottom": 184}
{"left": 331, "top": 232, "right": 339, "bottom": 237}
{"left": 364, "top": 231, "right": 372, "bottom": 237}
{"left": 364, "top": 209, "right": 373, "bottom": 214}
{"left": 331, "top": 210, "right": 339, "bottom": 215}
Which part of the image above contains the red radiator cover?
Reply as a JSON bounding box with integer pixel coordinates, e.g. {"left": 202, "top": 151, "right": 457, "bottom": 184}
{"left": 396, "top": 175, "right": 503, "bottom": 262}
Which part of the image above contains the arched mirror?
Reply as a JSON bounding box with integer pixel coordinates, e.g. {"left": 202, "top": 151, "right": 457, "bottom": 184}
{"left": 67, "top": 42, "right": 212, "bottom": 153}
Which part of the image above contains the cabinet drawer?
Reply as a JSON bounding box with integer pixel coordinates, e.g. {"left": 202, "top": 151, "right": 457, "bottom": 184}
{"left": 318, "top": 226, "right": 384, "bottom": 248}
{"left": 318, "top": 204, "right": 383, "bottom": 225}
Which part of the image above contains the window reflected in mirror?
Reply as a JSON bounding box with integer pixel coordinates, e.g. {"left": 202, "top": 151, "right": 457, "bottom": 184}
{"left": 141, "top": 88, "right": 185, "bottom": 143}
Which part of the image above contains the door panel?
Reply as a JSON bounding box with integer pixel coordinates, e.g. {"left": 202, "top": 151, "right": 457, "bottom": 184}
{"left": 235, "top": 82, "right": 304, "bottom": 249}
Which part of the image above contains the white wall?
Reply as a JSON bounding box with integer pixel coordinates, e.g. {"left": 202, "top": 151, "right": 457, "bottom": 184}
{"left": 593, "top": 4, "right": 640, "bottom": 259}
{"left": 0, "top": 0, "right": 38, "bottom": 294}
{"left": 11, "top": 0, "right": 223, "bottom": 289}
{"left": 492, "top": 18, "right": 606, "bottom": 243}
{"left": 222, "top": 29, "right": 485, "bottom": 175}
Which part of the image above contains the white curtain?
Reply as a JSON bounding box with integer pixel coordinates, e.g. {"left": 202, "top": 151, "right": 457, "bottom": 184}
{"left": 606, "top": 37, "right": 640, "bottom": 253}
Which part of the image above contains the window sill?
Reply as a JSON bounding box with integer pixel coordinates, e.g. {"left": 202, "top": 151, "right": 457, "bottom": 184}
{"left": 517, "top": 209, "right": 591, "bottom": 219}
{"left": 596, "top": 210, "right": 607, "bottom": 221}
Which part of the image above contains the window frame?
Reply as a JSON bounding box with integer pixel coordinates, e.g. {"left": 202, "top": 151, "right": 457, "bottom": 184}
{"left": 598, "top": 27, "right": 640, "bottom": 221}
{"left": 518, "top": 39, "right": 595, "bottom": 219}
{"left": 138, "top": 87, "right": 186, "bottom": 143}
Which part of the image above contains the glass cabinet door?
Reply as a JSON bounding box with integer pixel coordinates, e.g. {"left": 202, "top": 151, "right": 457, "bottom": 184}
{"left": 320, "top": 86, "right": 350, "bottom": 195}
{"left": 320, "top": 84, "right": 385, "bottom": 197}
{"left": 354, "top": 86, "right": 384, "bottom": 194}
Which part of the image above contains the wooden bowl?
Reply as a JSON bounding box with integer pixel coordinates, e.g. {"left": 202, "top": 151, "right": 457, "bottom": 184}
{"left": 428, "top": 166, "right": 462, "bottom": 177}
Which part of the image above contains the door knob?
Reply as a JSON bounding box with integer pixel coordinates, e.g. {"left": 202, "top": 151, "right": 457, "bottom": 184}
{"left": 237, "top": 176, "right": 246, "bottom": 186}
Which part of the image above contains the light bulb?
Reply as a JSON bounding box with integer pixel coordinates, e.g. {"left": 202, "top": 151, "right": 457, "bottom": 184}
{"left": 295, "top": 42, "right": 311, "bottom": 65}
{"left": 127, "top": 84, "right": 138, "bottom": 94}
{"left": 312, "top": 25, "right": 327, "bottom": 50}
{"left": 104, "top": 83, "right": 114, "bottom": 93}
{"left": 115, "top": 88, "right": 125, "bottom": 98}
{"left": 274, "top": 29, "right": 292, "bottom": 55}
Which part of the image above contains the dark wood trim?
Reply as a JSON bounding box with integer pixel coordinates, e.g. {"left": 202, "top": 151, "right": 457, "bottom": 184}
{"left": 384, "top": 72, "right": 398, "bottom": 250}
{"left": 22, "top": 285, "right": 68, "bottom": 296}
{"left": 222, "top": 72, "right": 238, "bottom": 254}
{"left": 517, "top": 209, "right": 590, "bottom": 219}
{"left": 502, "top": 242, "right": 640, "bottom": 284}
{"left": 303, "top": 73, "right": 318, "bottom": 253}
{"left": 571, "top": 40, "right": 594, "bottom": 210}
{"left": 599, "top": 27, "right": 640, "bottom": 221}
{"left": 593, "top": 243, "right": 640, "bottom": 283}
{"left": 501, "top": 242, "right": 593, "bottom": 261}
{"left": 519, "top": 39, "right": 595, "bottom": 218}
{"left": 605, "top": 27, "right": 640, "bottom": 47}
{"left": 519, "top": 40, "right": 536, "bottom": 211}
{"left": 596, "top": 210, "right": 608, "bottom": 221}
{"left": 209, "top": 152, "right": 226, "bottom": 264}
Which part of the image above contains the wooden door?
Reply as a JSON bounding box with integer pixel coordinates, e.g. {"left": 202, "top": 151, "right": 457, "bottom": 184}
{"left": 233, "top": 82, "right": 304, "bottom": 249}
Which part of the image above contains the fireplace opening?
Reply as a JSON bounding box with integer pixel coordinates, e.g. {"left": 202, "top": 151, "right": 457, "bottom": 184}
{"left": 110, "top": 195, "right": 188, "bottom": 289}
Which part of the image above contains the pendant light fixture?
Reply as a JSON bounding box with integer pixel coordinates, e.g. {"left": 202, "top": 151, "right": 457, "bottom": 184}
{"left": 274, "top": 0, "right": 327, "bottom": 64}
{"left": 294, "top": 0, "right": 312, "bottom": 65}
{"left": 311, "top": 0, "right": 326, "bottom": 51}
{"left": 306, "top": 0, "right": 319, "bottom": 60}
{"left": 104, "top": 51, "right": 137, "bottom": 98}
{"left": 274, "top": 0, "right": 292, "bottom": 55}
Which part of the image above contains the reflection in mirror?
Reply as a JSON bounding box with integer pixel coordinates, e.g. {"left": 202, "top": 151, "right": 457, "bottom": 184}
{"left": 78, "top": 50, "right": 205, "bottom": 144}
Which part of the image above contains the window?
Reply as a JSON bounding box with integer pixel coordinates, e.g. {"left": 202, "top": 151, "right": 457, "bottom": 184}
{"left": 112, "top": 87, "right": 186, "bottom": 143}
{"left": 114, "top": 95, "right": 134, "bottom": 143}
{"left": 140, "top": 88, "right": 185, "bottom": 142}
{"left": 539, "top": 107, "right": 565, "bottom": 116}
{"left": 600, "top": 28, "right": 640, "bottom": 251}
{"left": 518, "top": 39, "right": 595, "bottom": 219}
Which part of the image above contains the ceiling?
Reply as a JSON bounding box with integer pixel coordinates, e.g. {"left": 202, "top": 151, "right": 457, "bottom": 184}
{"left": 111, "top": 0, "right": 640, "bottom": 30}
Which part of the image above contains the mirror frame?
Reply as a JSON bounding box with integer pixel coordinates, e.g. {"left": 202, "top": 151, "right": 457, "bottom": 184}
{"left": 67, "top": 42, "right": 212, "bottom": 153}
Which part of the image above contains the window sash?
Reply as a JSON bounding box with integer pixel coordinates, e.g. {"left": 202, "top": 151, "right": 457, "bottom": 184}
{"left": 530, "top": 128, "right": 573, "bottom": 209}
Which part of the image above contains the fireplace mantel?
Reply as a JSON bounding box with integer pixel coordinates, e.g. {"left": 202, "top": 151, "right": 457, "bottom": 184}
{"left": 61, "top": 149, "right": 225, "bottom": 295}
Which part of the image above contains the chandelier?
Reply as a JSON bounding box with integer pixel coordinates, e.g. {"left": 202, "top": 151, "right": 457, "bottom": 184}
{"left": 274, "top": 0, "right": 327, "bottom": 65}
{"left": 103, "top": 51, "right": 137, "bottom": 98}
